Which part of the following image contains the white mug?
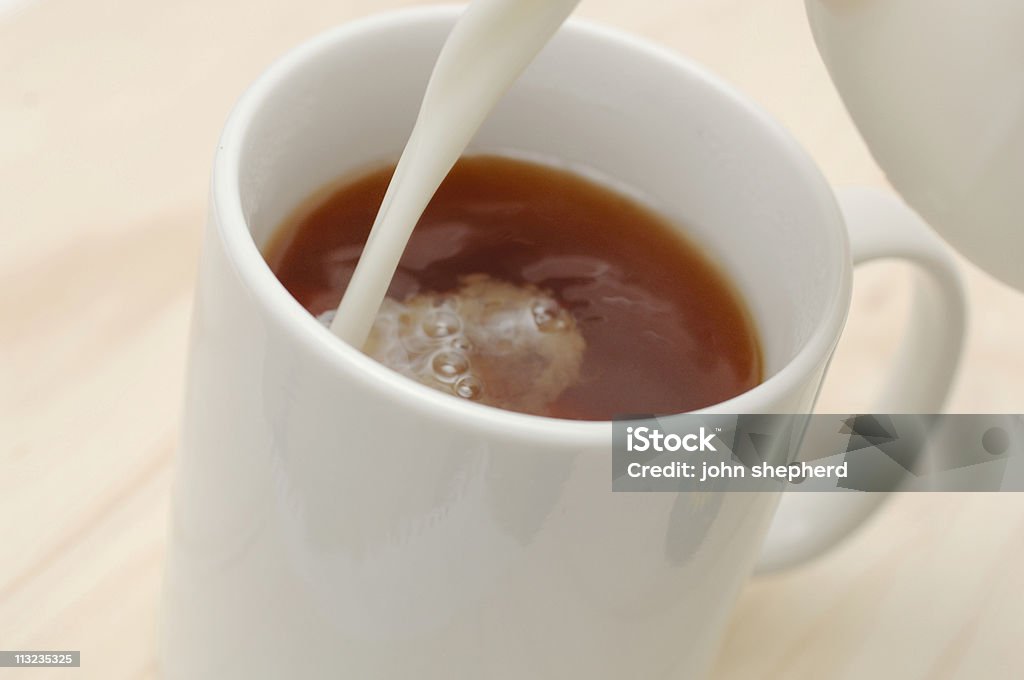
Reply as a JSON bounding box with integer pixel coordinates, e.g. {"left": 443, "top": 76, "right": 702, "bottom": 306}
{"left": 161, "top": 7, "right": 966, "bottom": 679}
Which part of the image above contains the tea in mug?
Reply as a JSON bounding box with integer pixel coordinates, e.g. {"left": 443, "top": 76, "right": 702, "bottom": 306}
{"left": 265, "top": 155, "right": 762, "bottom": 420}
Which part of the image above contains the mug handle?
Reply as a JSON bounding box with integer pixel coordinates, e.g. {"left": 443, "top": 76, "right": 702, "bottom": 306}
{"left": 755, "top": 186, "right": 968, "bottom": 573}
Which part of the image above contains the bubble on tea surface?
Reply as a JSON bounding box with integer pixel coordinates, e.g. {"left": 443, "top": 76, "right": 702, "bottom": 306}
{"left": 422, "top": 309, "right": 461, "bottom": 338}
{"left": 363, "top": 274, "right": 585, "bottom": 415}
{"left": 531, "top": 299, "right": 568, "bottom": 332}
{"left": 454, "top": 375, "right": 484, "bottom": 401}
{"left": 431, "top": 350, "right": 470, "bottom": 382}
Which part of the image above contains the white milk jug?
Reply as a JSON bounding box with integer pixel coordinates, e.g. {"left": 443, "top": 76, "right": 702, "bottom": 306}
{"left": 806, "top": 0, "right": 1024, "bottom": 291}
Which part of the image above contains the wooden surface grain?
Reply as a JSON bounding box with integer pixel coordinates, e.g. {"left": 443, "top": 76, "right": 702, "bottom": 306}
{"left": 2, "top": 1, "right": 1023, "bottom": 678}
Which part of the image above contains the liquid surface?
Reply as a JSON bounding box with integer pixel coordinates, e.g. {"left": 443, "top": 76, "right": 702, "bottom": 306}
{"left": 267, "top": 155, "right": 763, "bottom": 420}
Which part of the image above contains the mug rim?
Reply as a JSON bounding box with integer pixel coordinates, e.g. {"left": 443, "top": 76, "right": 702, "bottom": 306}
{"left": 210, "top": 5, "right": 853, "bottom": 447}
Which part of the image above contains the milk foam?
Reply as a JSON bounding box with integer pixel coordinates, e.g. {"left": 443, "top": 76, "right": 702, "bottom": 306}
{"left": 320, "top": 274, "right": 585, "bottom": 414}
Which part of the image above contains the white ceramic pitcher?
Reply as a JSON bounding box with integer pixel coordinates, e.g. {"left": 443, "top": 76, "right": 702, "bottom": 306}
{"left": 806, "top": 0, "right": 1024, "bottom": 291}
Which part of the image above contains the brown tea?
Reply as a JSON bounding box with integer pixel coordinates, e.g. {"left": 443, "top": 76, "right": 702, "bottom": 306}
{"left": 265, "top": 155, "right": 762, "bottom": 420}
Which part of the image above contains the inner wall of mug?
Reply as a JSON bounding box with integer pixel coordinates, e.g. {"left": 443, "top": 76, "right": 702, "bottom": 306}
{"left": 235, "top": 11, "right": 846, "bottom": 380}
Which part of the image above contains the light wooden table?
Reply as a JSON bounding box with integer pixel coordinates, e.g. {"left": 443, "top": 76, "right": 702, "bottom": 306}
{"left": 2, "top": 1, "right": 1023, "bottom": 678}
